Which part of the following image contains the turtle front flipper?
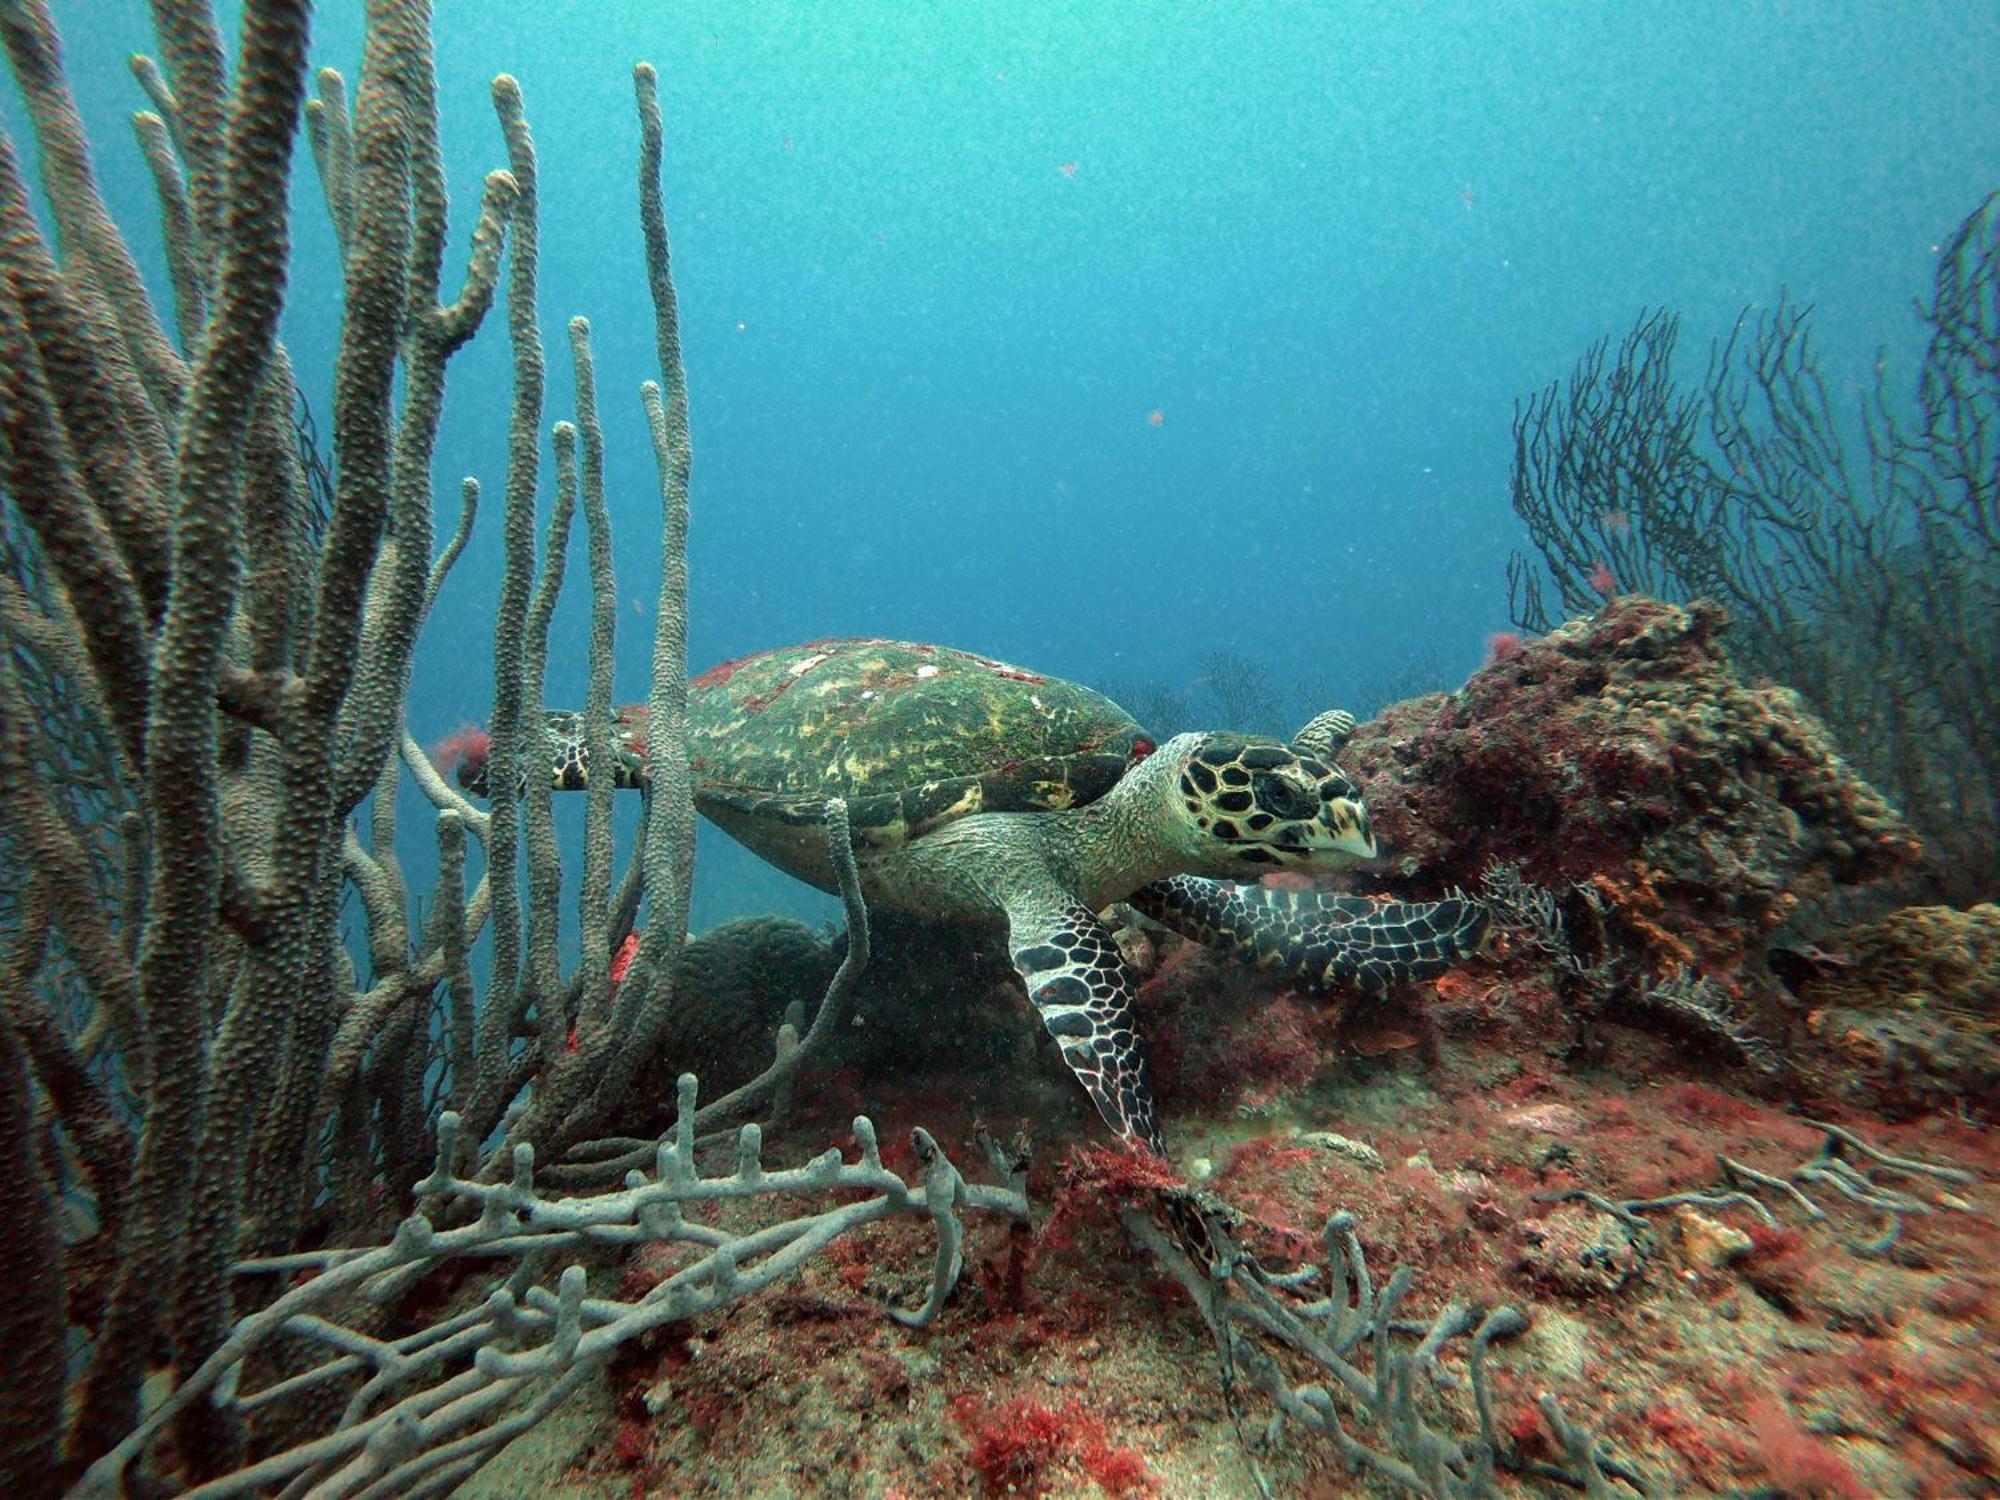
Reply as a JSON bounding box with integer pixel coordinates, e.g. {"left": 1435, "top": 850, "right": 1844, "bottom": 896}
{"left": 1005, "top": 893, "right": 1167, "bottom": 1157}
{"left": 1131, "top": 875, "right": 1488, "bottom": 996}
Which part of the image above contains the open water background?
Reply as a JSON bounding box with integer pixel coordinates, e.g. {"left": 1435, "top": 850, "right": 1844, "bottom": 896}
{"left": 23, "top": 1, "right": 2000, "bottom": 928}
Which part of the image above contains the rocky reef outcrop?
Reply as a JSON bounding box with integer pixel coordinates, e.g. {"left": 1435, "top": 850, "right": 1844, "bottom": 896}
{"left": 1314, "top": 595, "right": 2000, "bottom": 1111}
{"left": 1341, "top": 596, "right": 1919, "bottom": 976}
{"left": 1781, "top": 903, "right": 2000, "bottom": 1112}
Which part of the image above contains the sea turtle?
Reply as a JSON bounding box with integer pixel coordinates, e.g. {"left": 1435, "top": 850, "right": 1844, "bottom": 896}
{"left": 455, "top": 638, "right": 1487, "bottom": 1155}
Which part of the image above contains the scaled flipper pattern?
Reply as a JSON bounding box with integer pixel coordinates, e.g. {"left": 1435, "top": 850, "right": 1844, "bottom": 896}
{"left": 1133, "top": 876, "right": 1488, "bottom": 995}
{"left": 1006, "top": 894, "right": 1166, "bottom": 1157}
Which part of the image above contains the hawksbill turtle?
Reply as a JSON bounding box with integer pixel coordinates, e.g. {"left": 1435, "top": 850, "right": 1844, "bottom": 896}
{"left": 456, "top": 638, "right": 1487, "bottom": 1156}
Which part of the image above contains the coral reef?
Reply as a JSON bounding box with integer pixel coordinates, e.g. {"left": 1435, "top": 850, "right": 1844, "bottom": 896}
{"left": 1324, "top": 596, "right": 1926, "bottom": 1089}
{"left": 482, "top": 991, "right": 1994, "bottom": 1499}
{"left": 74, "top": 1078, "right": 1028, "bottom": 1498}
{"left": 2, "top": 0, "right": 1991, "bottom": 1494}
{"left": 1343, "top": 596, "right": 1916, "bottom": 939}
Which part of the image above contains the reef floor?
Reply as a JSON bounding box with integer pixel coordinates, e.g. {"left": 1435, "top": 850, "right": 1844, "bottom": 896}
{"left": 462, "top": 957, "right": 1997, "bottom": 1500}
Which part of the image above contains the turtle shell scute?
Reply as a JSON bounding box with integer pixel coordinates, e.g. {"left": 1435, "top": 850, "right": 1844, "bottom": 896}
{"left": 688, "top": 638, "right": 1146, "bottom": 847}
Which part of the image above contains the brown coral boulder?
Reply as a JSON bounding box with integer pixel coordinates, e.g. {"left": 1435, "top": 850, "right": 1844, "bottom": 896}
{"left": 1807, "top": 904, "right": 2000, "bottom": 1023}
{"left": 1341, "top": 597, "right": 1919, "bottom": 976}
{"left": 1791, "top": 904, "right": 2000, "bottom": 1112}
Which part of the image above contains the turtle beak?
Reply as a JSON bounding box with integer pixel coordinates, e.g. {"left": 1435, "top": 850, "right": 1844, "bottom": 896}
{"left": 1321, "top": 798, "right": 1377, "bottom": 861}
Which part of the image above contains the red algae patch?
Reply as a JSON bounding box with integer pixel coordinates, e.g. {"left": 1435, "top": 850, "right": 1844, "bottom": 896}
{"left": 949, "top": 1393, "right": 1155, "bottom": 1497}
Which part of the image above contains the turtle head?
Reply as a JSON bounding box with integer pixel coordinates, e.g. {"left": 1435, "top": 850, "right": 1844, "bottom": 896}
{"left": 1155, "top": 732, "right": 1377, "bottom": 872}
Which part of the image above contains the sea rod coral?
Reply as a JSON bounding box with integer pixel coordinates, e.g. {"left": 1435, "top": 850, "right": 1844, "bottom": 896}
{"left": 0, "top": 2, "right": 1027, "bottom": 1493}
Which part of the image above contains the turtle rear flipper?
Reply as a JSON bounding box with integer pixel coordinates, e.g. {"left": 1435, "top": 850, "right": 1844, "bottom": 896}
{"left": 1289, "top": 707, "right": 1356, "bottom": 760}
{"left": 1132, "top": 875, "right": 1488, "bottom": 995}
{"left": 1006, "top": 893, "right": 1166, "bottom": 1157}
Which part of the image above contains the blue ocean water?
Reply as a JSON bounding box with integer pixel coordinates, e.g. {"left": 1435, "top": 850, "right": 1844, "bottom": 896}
{"left": 30, "top": 1, "right": 2000, "bottom": 928}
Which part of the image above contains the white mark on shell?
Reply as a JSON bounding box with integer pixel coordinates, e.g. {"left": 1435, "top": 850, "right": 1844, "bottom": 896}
{"left": 789, "top": 652, "right": 832, "bottom": 677}
{"left": 915, "top": 664, "right": 939, "bottom": 678}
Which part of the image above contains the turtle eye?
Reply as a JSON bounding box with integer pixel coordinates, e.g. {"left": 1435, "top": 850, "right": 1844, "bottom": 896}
{"left": 1252, "top": 771, "right": 1316, "bottom": 821}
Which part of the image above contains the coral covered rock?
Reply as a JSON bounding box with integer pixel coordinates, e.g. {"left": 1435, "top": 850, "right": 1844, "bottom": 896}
{"left": 1341, "top": 597, "right": 1920, "bottom": 977}
{"left": 625, "top": 912, "right": 1073, "bottom": 1144}
{"left": 1806, "top": 904, "right": 2000, "bottom": 1025}
{"left": 1789, "top": 904, "right": 2000, "bottom": 1112}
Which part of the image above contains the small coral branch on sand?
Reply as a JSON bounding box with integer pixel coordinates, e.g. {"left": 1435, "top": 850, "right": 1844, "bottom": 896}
{"left": 1121, "top": 1200, "right": 1655, "bottom": 1498}
{"left": 1543, "top": 1119, "right": 1977, "bottom": 1261}
{"left": 70, "top": 1078, "right": 1029, "bottom": 1499}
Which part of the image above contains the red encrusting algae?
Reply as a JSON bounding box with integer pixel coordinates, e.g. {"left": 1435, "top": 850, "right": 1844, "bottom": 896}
{"left": 1745, "top": 1392, "right": 1869, "bottom": 1499}
{"left": 610, "top": 932, "right": 640, "bottom": 987}
{"left": 949, "top": 1393, "right": 1155, "bottom": 1497}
